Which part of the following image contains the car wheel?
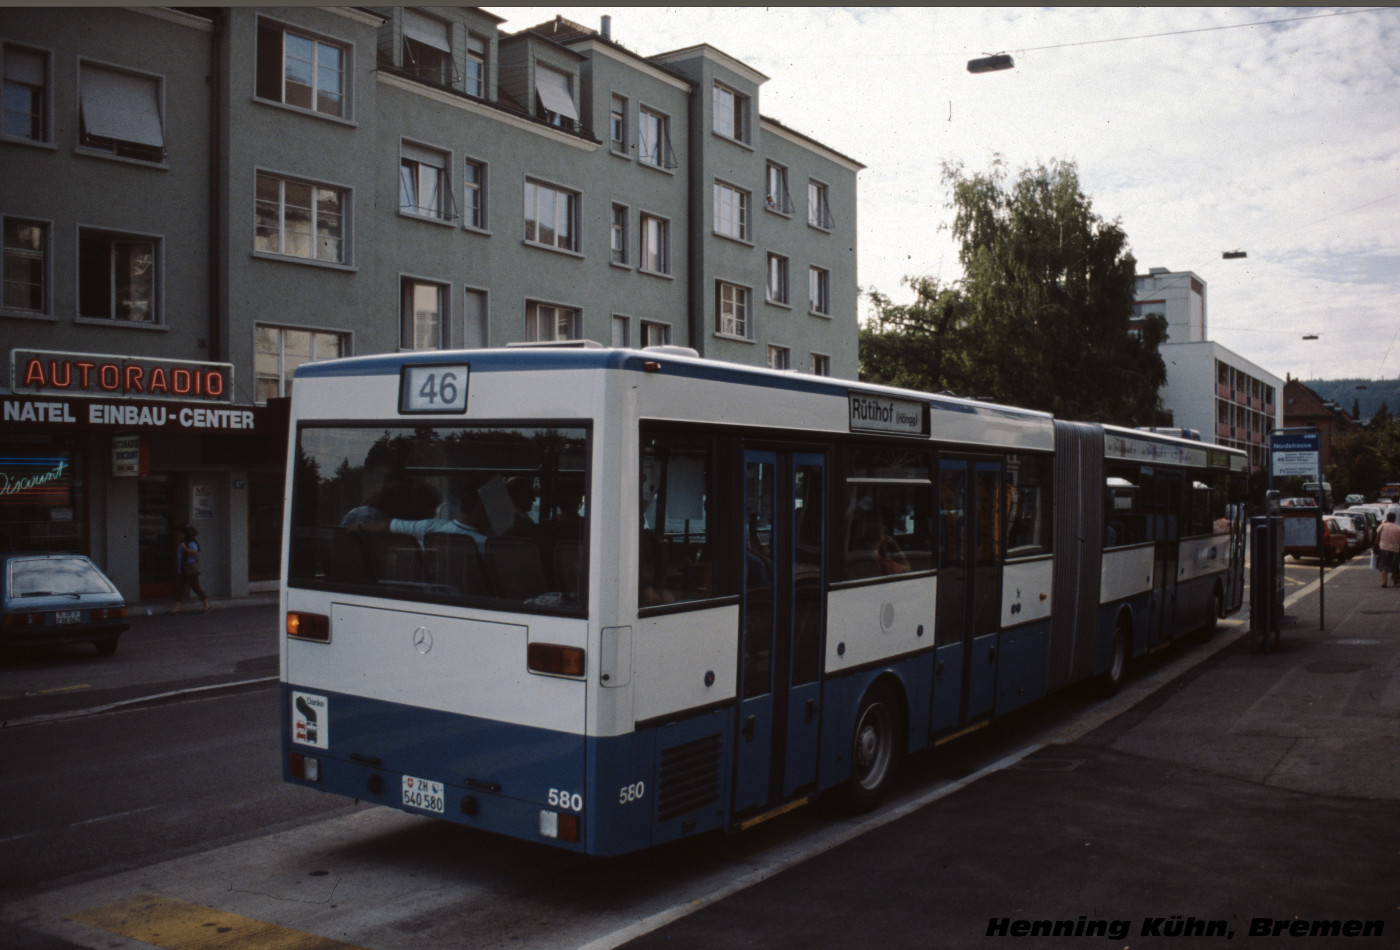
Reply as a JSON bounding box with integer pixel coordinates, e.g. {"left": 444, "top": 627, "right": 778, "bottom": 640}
{"left": 95, "top": 637, "right": 118, "bottom": 657}
{"left": 839, "top": 683, "right": 902, "bottom": 812}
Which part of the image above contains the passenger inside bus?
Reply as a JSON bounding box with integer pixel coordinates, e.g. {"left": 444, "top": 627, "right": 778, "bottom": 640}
{"left": 846, "top": 505, "right": 909, "bottom": 577}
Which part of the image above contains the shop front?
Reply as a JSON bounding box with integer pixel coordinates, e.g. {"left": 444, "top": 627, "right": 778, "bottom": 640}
{"left": 4, "top": 350, "right": 288, "bottom": 603}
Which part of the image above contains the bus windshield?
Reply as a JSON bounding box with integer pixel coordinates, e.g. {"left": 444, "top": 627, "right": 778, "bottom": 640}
{"left": 288, "top": 424, "right": 589, "bottom": 614}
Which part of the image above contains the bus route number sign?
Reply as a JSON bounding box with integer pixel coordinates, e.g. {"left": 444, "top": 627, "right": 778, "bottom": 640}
{"left": 400, "top": 364, "right": 470, "bottom": 414}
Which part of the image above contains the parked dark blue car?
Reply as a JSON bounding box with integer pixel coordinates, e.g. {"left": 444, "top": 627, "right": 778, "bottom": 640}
{"left": 1, "top": 554, "right": 129, "bottom": 656}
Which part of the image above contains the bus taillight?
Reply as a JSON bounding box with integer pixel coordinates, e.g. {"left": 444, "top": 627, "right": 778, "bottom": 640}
{"left": 286, "top": 611, "right": 330, "bottom": 642}
{"left": 539, "top": 810, "right": 580, "bottom": 843}
{"left": 527, "top": 642, "right": 585, "bottom": 677}
{"left": 289, "top": 752, "right": 320, "bottom": 781}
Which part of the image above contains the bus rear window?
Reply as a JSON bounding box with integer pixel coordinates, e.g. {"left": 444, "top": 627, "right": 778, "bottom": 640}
{"left": 289, "top": 425, "right": 589, "bottom": 613}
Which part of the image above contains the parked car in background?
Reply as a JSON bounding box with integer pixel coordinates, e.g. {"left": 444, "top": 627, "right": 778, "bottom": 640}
{"left": 1337, "top": 507, "right": 1378, "bottom": 549}
{"left": 1320, "top": 517, "right": 1351, "bottom": 564}
{"left": 1345, "top": 493, "right": 1365, "bottom": 506}
{"left": 1328, "top": 512, "right": 1365, "bottom": 557}
{"left": 1, "top": 554, "right": 129, "bottom": 656}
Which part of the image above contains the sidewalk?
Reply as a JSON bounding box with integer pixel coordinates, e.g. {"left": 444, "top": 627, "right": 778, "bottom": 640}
{"left": 623, "top": 559, "right": 1400, "bottom": 949}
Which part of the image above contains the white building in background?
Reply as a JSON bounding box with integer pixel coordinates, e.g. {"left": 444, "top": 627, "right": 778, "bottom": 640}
{"left": 1134, "top": 268, "right": 1282, "bottom": 473}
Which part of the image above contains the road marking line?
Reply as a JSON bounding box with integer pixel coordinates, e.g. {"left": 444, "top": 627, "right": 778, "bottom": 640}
{"left": 68, "top": 894, "right": 368, "bottom": 950}
{"left": 1, "top": 676, "right": 277, "bottom": 729}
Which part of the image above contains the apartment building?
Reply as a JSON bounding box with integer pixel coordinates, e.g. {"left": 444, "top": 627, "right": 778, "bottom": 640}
{"left": 0, "top": 7, "right": 863, "bottom": 602}
{"left": 1134, "top": 268, "right": 1282, "bottom": 473}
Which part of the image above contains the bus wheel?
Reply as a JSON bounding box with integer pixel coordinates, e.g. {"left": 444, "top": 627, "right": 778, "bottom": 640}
{"left": 1100, "top": 617, "right": 1131, "bottom": 697}
{"left": 839, "top": 684, "right": 901, "bottom": 812}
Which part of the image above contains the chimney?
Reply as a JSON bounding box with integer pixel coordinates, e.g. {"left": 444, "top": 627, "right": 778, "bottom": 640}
{"left": 601, "top": 15, "right": 611, "bottom": 39}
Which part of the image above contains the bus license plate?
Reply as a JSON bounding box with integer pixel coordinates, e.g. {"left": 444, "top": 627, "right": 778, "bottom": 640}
{"left": 402, "top": 775, "right": 444, "bottom": 814}
{"left": 54, "top": 610, "right": 83, "bottom": 625}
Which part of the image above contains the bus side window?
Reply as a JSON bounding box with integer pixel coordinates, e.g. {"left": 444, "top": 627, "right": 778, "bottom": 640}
{"left": 640, "top": 431, "right": 726, "bottom": 607}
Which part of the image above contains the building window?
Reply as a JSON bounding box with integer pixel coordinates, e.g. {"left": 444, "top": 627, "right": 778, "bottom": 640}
{"left": 641, "top": 214, "right": 669, "bottom": 275}
{"left": 524, "top": 179, "right": 578, "bottom": 252}
{"left": 3, "top": 218, "right": 47, "bottom": 313}
{"left": 77, "top": 228, "right": 158, "bottom": 323}
{"left": 535, "top": 64, "right": 578, "bottom": 128}
{"left": 714, "top": 182, "right": 750, "bottom": 241}
{"left": 255, "top": 172, "right": 347, "bottom": 263}
{"left": 765, "top": 162, "right": 793, "bottom": 214}
{"left": 78, "top": 62, "right": 164, "bottom": 162}
{"left": 401, "top": 278, "right": 447, "bottom": 350}
{"left": 638, "top": 107, "right": 674, "bottom": 168}
{"left": 464, "top": 33, "right": 486, "bottom": 98}
{"left": 612, "top": 314, "right": 630, "bottom": 347}
{"left": 641, "top": 320, "right": 671, "bottom": 347}
{"left": 462, "top": 287, "right": 488, "bottom": 348}
{"left": 399, "top": 142, "right": 452, "bottom": 220}
{"left": 809, "top": 266, "right": 830, "bottom": 315}
{"left": 402, "top": 9, "right": 455, "bottom": 87}
{"left": 716, "top": 281, "right": 751, "bottom": 339}
{"left": 611, "top": 204, "right": 628, "bottom": 265}
{"left": 808, "top": 179, "right": 833, "bottom": 230}
{"left": 254, "top": 325, "right": 344, "bottom": 404}
{"left": 767, "top": 253, "right": 789, "bottom": 305}
{"left": 767, "top": 345, "right": 789, "bottom": 370}
{"left": 256, "top": 20, "right": 347, "bottom": 118}
{"left": 712, "top": 82, "right": 749, "bottom": 144}
{"left": 809, "top": 353, "right": 830, "bottom": 376}
{"left": 610, "top": 93, "right": 628, "bottom": 154}
{"left": 2, "top": 44, "right": 48, "bottom": 142}
{"left": 462, "top": 159, "right": 486, "bottom": 229}
{"left": 526, "top": 300, "right": 580, "bottom": 342}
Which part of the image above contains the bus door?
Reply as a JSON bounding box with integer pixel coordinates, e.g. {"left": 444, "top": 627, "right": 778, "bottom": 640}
{"left": 932, "top": 458, "right": 1003, "bottom": 734}
{"left": 734, "top": 449, "right": 826, "bottom": 815}
{"left": 1149, "top": 470, "right": 1183, "bottom": 644}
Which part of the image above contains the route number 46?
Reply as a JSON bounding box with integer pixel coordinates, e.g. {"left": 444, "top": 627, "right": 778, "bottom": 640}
{"left": 548, "top": 788, "right": 583, "bottom": 812}
{"left": 400, "top": 364, "right": 469, "bottom": 414}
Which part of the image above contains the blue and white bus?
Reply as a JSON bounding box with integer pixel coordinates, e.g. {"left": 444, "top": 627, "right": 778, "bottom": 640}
{"left": 280, "top": 344, "right": 1248, "bottom": 855}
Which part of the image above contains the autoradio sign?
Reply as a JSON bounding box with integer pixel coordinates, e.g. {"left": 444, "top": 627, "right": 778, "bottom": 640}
{"left": 1270, "top": 430, "right": 1321, "bottom": 478}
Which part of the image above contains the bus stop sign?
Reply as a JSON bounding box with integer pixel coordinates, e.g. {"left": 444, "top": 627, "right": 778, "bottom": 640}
{"left": 1270, "top": 430, "right": 1320, "bottom": 479}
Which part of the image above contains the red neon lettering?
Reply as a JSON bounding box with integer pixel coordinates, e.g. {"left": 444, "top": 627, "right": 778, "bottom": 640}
{"left": 49, "top": 360, "right": 73, "bottom": 388}
{"left": 22, "top": 358, "right": 46, "bottom": 387}
{"left": 172, "top": 368, "right": 192, "bottom": 394}
{"left": 76, "top": 362, "right": 96, "bottom": 388}
{"left": 193, "top": 370, "right": 204, "bottom": 396}
{"left": 148, "top": 367, "right": 169, "bottom": 394}
{"left": 205, "top": 372, "right": 224, "bottom": 397}
{"left": 124, "top": 365, "right": 145, "bottom": 393}
{"left": 99, "top": 364, "right": 120, "bottom": 391}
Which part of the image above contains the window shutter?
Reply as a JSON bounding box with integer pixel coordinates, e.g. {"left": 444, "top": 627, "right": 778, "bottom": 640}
{"left": 403, "top": 10, "right": 451, "bottom": 52}
{"left": 534, "top": 66, "right": 578, "bottom": 121}
{"left": 80, "top": 66, "right": 164, "bottom": 147}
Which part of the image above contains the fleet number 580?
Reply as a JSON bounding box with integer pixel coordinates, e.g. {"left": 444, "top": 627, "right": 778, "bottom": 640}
{"left": 548, "top": 788, "right": 583, "bottom": 811}
{"left": 618, "top": 782, "right": 645, "bottom": 805}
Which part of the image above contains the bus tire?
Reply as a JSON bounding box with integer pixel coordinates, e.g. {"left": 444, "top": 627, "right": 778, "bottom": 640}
{"left": 1099, "top": 615, "right": 1131, "bottom": 697}
{"left": 839, "top": 683, "right": 902, "bottom": 813}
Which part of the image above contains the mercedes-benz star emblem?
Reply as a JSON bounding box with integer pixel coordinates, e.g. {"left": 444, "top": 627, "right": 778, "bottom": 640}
{"left": 413, "top": 626, "right": 433, "bottom": 654}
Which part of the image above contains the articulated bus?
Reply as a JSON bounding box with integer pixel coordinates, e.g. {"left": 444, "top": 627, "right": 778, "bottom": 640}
{"left": 280, "top": 344, "right": 1248, "bottom": 855}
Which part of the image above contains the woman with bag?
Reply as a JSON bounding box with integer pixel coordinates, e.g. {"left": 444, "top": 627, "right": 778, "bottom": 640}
{"left": 172, "top": 524, "right": 211, "bottom": 613}
{"left": 1375, "top": 512, "right": 1400, "bottom": 588}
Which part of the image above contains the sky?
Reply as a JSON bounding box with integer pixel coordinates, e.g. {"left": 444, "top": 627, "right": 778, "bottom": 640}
{"left": 490, "top": 5, "right": 1400, "bottom": 382}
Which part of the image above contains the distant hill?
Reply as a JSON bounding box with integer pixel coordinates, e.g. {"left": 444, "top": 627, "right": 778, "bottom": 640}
{"left": 1300, "top": 378, "right": 1400, "bottom": 422}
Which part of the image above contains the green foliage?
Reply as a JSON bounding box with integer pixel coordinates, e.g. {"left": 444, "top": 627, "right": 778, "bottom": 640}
{"left": 861, "top": 157, "right": 1168, "bottom": 426}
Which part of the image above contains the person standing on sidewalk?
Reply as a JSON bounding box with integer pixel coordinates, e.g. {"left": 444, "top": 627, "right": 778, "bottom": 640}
{"left": 1375, "top": 512, "right": 1400, "bottom": 587}
{"left": 172, "top": 524, "right": 211, "bottom": 613}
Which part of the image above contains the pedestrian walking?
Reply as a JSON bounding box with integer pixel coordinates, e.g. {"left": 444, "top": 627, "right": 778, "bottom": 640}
{"left": 172, "top": 524, "right": 211, "bottom": 613}
{"left": 1374, "top": 512, "right": 1400, "bottom": 588}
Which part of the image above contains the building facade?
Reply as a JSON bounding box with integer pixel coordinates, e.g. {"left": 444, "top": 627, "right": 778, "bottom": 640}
{"left": 1281, "top": 377, "right": 1359, "bottom": 477}
{"left": 1, "top": 7, "right": 863, "bottom": 602}
{"left": 1135, "top": 268, "right": 1282, "bottom": 473}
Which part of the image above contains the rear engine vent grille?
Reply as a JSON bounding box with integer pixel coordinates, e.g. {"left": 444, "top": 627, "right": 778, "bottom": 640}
{"left": 657, "top": 733, "right": 722, "bottom": 823}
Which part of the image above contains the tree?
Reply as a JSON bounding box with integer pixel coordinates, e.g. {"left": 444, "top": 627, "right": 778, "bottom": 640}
{"left": 859, "top": 277, "right": 973, "bottom": 394}
{"left": 937, "top": 157, "right": 1168, "bottom": 425}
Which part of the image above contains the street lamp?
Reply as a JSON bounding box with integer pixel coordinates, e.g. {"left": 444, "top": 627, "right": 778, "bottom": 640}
{"left": 967, "top": 53, "right": 1014, "bottom": 73}
{"left": 1222, "top": 250, "right": 1247, "bottom": 259}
